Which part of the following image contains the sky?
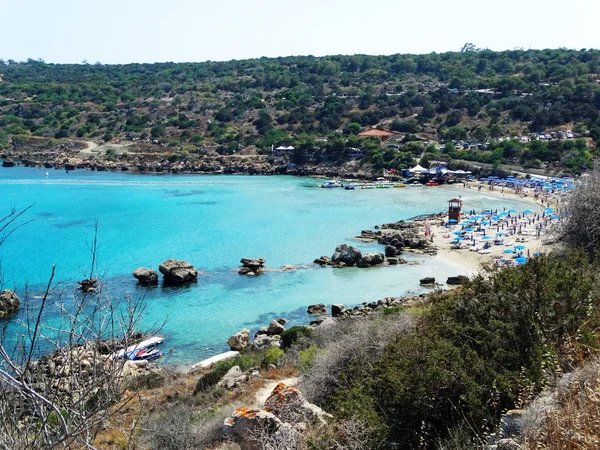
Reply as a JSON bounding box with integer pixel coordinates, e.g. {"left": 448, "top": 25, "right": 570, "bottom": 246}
{"left": 1, "top": 0, "right": 599, "bottom": 64}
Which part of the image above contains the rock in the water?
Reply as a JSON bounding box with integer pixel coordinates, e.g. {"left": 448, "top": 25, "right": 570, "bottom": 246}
{"left": 0, "top": 289, "right": 20, "bottom": 318}
{"left": 387, "top": 257, "right": 399, "bottom": 265}
{"left": 385, "top": 245, "right": 397, "bottom": 257}
{"left": 307, "top": 303, "right": 327, "bottom": 315}
{"left": 252, "top": 334, "right": 281, "bottom": 351}
{"left": 227, "top": 329, "right": 251, "bottom": 351}
{"left": 314, "top": 256, "right": 331, "bottom": 266}
{"left": 158, "top": 259, "right": 198, "bottom": 284}
{"left": 357, "top": 252, "right": 385, "bottom": 268}
{"left": 447, "top": 275, "right": 469, "bottom": 285}
{"left": 239, "top": 257, "right": 266, "bottom": 275}
{"left": 331, "top": 244, "right": 362, "bottom": 267}
{"left": 2, "top": 159, "right": 16, "bottom": 167}
{"left": 264, "top": 382, "right": 333, "bottom": 426}
{"left": 133, "top": 268, "right": 158, "bottom": 285}
{"left": 420, "top": 277, "right": 436, "bottom": 285}
{"left": 282, "top": 265, "right": 296, "bottom": 271}
{"left": 77, "top": 278, "right": 98, "bottom": 293}
{"left": 267, "top": 319, "right": 286, "bottom": 335}
{"left": 331, "top": 304, "right": 345, "bottom": 317}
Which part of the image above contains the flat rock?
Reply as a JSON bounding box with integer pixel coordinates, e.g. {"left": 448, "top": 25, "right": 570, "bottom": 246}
{"left": 307, "top": 303, "right": 327, "bottom": 315}
{"left": 0, "top": 289, "right": 20, "bottom": 318}
{"left": 158, "top": 259, "right": 198, "bottom": 284}
{"left": 133, "top": 267, "right": 158, "bottom": 285}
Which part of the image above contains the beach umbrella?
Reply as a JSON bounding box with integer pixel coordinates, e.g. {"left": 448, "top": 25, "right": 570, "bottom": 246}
{"left": 544, "top": 207, "right": 554, "bottom": 213}
{"left": 452, "top": 231, "right": 464, "bottom": 235}
{"left": 508, "top": 209, "right": 517, "bottom": 213}
{"left": 503, "top": 248, "right": 516, "bottom": 253}
{"left": 463, "top": 227, "right": 474, "bottom": 231}
{"left": 496, "top": 232, "right": 506, "bottom": 236}
{"left": 448, "top": 219, "right": 458, "bottom": 223}
{"left": 514, "top": 244, "right": 526, "bottom": 250}
{"left": 533, "top": 252, "right": 541, "bottom": 257}
{"left": 515, "top": 257, "right": 528, "bottom": 264}
{"left": 453, "top": 237, "right": 466, "bottom": 241}
{"left": 481, "top": 220, "right": 490, "bottom": 225}
{"left": 551, "top": 215, "right": 560, "bottom": 219}
{"left": 523, "top": 209, "right": 533, "bottom": 214}
{"left": 482, "top": 236, "right": 492, "bottom": 240}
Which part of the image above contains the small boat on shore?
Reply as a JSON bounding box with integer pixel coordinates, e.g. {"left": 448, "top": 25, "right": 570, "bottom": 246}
{"left": 393, "top": 182, "right": 406, "bottom": 188}
{"left": 361, "top": 183, "right": 376, "bottom": 189}
{"left": 426, "top": 181, "right": 439, "bottom": 187}
{"left": 113, "top": 336, "right": 165, "bottom": 361}
{"left": 408, "top": 181, "right": 423, "bottom": 187}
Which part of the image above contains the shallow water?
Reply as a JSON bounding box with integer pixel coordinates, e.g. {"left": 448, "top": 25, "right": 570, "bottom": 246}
{"left": 0, "top": 167, "right": 535, "bottom": 364}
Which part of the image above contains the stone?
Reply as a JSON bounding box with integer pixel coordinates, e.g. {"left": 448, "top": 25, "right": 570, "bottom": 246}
{"left": 267, "top": 319, "right": 285, "bottom": 335}
{"left": 387, "top": 257, "right": 399, "bottom": 265}
{"left": 0, "top": 289, "right": 20, "bottom": 318}
{"left": 420, "top": 277, "right": 435, "bottom": 285}
{"left": 385, "top": 245, "right": 397, "bottom": 257}
{"left": 239, "top": 257, "right": 266, "bottom": 276}
{"left": 264, "top": 383, "right": 333, "bottom": 426}
{"left": 313, "top": 256, "right": 331, "bottom": 266}
{"left": 331, "top": 304, "right": 345, "bottom": 317}
{"left": 252, "top": 334, "right": 281, "bottom": 351}
{"left": 133, "top": 268, "right": 158, "bottom": 285}
{"left": 158, "top": 259, "right": 198, "bottom": 284}
{"left": 2, "top": 159, "right": 16, "bottom": 167}
{"left": 275, "top": 317, "right": 288, "bottom": 325}
{"left": 227, "top": 329, "right": 251, "bottom": 351}
{"left": 309, "top": 317, "right": 336, "bottom": 329}
{"left": 307, "top": 303, "right": 327, "bottom": 315}
{"left": 357, "top": 252, "right": 385, "bottom": 268}
{"left": 224, "top": 407, "right": 300, "bottom": 450}
{"left": 77, "top": 278, "right": 98, "bottom": 293}
{"left": 217, "top": 365, "right": 245, "bottom": 390}
{"left": 254, "top": 327, "right": 268, "bottom": 338}
{"left": 447, "top": 275, "right": 469, "bottom": 285}
{"left": 282, "top": 265, "right": 296, "bottom": 271}
{"left": 331, "top": 244, "right": 362, "bottom": 267}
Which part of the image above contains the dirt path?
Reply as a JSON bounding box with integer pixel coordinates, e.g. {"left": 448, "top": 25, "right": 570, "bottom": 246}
{"left": 254, "top": 376, "right": 299, "bottom": 408}
{"left": 76, "top": 140, "right": 132, "bottom": 158}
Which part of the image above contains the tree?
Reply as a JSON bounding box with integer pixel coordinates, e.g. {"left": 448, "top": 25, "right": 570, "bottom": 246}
{"left": 343, "top": 122, "right": 361, "bottom": 135}
{"left": 470, "top": 126, "right": 488, "bottom": 142}
{"left": 445, "top": 110, "right": 463, "bottom": 127}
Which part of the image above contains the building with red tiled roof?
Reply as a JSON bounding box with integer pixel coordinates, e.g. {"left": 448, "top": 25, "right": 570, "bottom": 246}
{"left": 358, "top": 128, "right": 396, "bottom": 142}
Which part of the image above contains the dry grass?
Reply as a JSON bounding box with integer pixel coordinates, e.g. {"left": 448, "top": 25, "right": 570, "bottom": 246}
{"left": 522, "top": 358, "right": 600, "bottom": 449}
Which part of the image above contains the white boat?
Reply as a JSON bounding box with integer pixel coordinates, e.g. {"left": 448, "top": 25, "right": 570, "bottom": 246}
{"left": 408, "top": 181, "right": 423, "bottom": 187}
{"left": 112, "top": 336, "right": 165, "bottom": 360}
{"left": 361, "top": 182, "right": 376, "bottom": 189}
{"left": 375, "top": 179, "right": 394, "bottom": 188}
{"left": 321, "top": 180, "right": 342, "bottom": 188}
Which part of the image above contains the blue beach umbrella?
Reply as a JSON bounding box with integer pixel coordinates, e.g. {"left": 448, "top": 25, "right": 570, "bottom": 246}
{"left": 481, "top": 220, "right": 491, "bottom": 225}
{"left": 482, "top": 236, "right": 492, "bottom": 240}
{"left": 508, "top": 209, "right": 517, "bottom": 213}
{"left": 496, "top": 232, "right": 506, "bottom": 236}
{"left": 533, "top": 252, "right": 541, "bottom": 257}
{"left": 448, "top": 219, "right": 458, "bottom": 223}
{"left": 514, "top": 244, "right": 526, "bottom": 250}
{"left": 523, "top": 209, "right": 533, "bottom": 214}
{"left": 503, "top": 248, "right": 516, "bottom": 253}
{"left": 463, "top": 227, "right": 474, "bottom": 231}
{"left": 453, "top": 237, "right": 466, "bottom": 241}
{"left": 551, "top": 215, "right": 560, "bottom": 219}
{"left": 544, "top": 207, "right": 554, "bottom": 214}
{"left": 515, "top": 257, "right": 528, "bottom": 264}
{"left": 453, "top": 231, "right": 464, "bottom": 235}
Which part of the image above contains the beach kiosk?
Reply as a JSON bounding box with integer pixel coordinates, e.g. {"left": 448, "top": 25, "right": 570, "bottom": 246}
{"left": 448, "top": 198, "right": 462, "bottom": 223}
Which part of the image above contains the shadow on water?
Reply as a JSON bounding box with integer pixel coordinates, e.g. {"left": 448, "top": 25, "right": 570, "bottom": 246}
{"left": 53, "top": 219, "right": 88, "bottom": 229}
{"left": 162, "top": 189, "right": 205, "bottom": 198}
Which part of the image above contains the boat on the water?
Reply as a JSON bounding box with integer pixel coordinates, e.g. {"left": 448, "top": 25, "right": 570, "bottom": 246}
{"left": 361, "top": 183, "right": 376, "bottom": 189}
{"left": 408, "top": 181, "right": 423, "bottom": 187}
{"left": 425, "top": 181, "right": 439, "bottom": 187}
{"left": 321, "top": 180, "right": 342, "bottom": 188}
{"left": 393, "top": 182, "right": 406, "bottom": 188}
{"left": 345, "top": 184, "right": 356, "bottom": 190}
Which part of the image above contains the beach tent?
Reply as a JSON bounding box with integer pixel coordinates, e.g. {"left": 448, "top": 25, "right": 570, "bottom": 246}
{"left": 409, "top": 164, "right": 429, "bottom": 174}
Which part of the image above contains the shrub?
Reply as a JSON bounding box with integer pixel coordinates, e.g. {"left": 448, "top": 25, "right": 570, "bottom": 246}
{"left": 262, "top": 347, "right": 284, "bottom": 367}
{"left": 280, "top": 326, "right": 313, "bottom": 350}
{"left": 298, "top": 345, "right": 319, "bottom": 372}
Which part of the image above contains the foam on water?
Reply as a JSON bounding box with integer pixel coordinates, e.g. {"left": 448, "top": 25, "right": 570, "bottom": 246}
{"left": 0, "top": 167, "right": 535, "bottom": 365}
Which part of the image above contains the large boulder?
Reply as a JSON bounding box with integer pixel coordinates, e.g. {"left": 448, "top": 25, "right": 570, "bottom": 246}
{"left": 357, "top": 252, "right": 385, "bottom": 268}
{"left": 217, "top": 365, "right": 246, "bottom": 390}
{"left": 331, "top": 244, "right": 362, "bottom": 266}
{"left": 252, "top": 334, "right": 281, "bottom": 351}
{"left": 224, "top": 407, "right": 300, "bottom": 450}
{"left": 77, "top": 278, "right": 98, "bottom": 293}
{"left": 420, "top": 277, "right": 436, "bottom": 285}
{"left": 133, "top": 268, "right": 158, "bottom": 286}
{"left": 447, "top": 275, "right": 469, "bottom": 285}
{"left": 264, "top": 382, "right": 333, "bottom": 426}
{"left": 158, "top": 259, "right": 198, "bottom": 284}
{"left": 331, "top": 304, "right": 345, "bottom": 317}
{"left": 239, "top": 257, "right": 266, "bottom": 276}
{"left": 227, "top": 329, "right": 251, "bottom": 351}
{"left": 267, "top": 319, "right": 285, "bottom": 335}
{"left": 0, "top": 289, "right": 20, "bottom": 318}
{"left": 385, "top": 245, "right": 398, "bottom": 257}
{"left": 307, "top": 303, "right": 327, "bottom": 315}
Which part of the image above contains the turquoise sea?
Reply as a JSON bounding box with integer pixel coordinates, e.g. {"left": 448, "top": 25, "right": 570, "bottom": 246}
{"left": 0, "top": 167, "right": 535, "bottom": 365}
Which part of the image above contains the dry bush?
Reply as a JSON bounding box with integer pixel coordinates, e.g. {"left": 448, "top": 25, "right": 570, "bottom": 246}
{"left": 298, "top": 312, "right": 414, "bottom": 405}
{"left": 521, "top": 357, "right": 600, "bottom": 449}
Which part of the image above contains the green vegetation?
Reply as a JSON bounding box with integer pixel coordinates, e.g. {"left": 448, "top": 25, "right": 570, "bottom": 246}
{"left": 1, "top": 49, "right": 600, "bottom": 172}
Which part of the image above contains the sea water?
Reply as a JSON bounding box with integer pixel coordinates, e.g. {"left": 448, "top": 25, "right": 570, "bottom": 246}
{"left": 0, "top": 167, "right": 535, "bottom": 365}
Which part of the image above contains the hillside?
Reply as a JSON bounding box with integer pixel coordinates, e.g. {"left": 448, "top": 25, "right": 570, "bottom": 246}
{"left": 1, "top": 48, "right": 600, "bottom": 174}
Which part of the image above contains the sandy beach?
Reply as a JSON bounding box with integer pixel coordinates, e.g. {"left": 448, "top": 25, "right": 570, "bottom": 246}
{"left": 423, "top": 181, "right": 566, "bottom": 277}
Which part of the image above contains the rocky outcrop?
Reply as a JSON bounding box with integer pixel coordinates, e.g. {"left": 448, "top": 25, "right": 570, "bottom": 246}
{"left": 357, "top": 252, "right": 385, "bottom": 268}
{"left": 420, "top": 277, "right": 436, "bottom": 286}
{"left": 387, "top": 257, "right": 408, "bottom": 265}
{"left": 2, "top": 159, "right": 16, "bottom": 167}
{"left": 331, "top": 304, "right": 345, "bottom": 317}
{"left": 307, "top": 303, "right": 327, "bottom": 315}
{"left": 0, "top": 289, "right": 20, "bottom": 318}
{"left": 239, "top": 257, "right": 266, "bottom": 276}
{"left": 314, "top": 256, "right": 331, "bottom": 266}
{"left": 265, "top": 382, "right": 333, "bottom": 426}
{"left": 77, "top": 278, "right": 98, "bottom": 293}
{"left": 447, "top": 275, "right": 469, "bottom": 285}
{"left": 227, "top": 329, "right": 251, "bottom": 351}
{"left": 158, "top": 259, "right": 198, "bottom": 284}
{"left": 133, "top": 268, "right": 158, "bottom": 285}
{"left": 223, "top": 407, "right": 300, "bottom": 450}
{"left": 252, "top": 334, "right": 281, "bottom": 351}
{"left": 331, "top": 244, "right": 362, "bottom": 267}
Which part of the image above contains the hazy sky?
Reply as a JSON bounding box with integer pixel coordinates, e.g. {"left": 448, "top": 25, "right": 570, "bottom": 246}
{"left": 1, "top": 0, "right": 599, "bottom": 64}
